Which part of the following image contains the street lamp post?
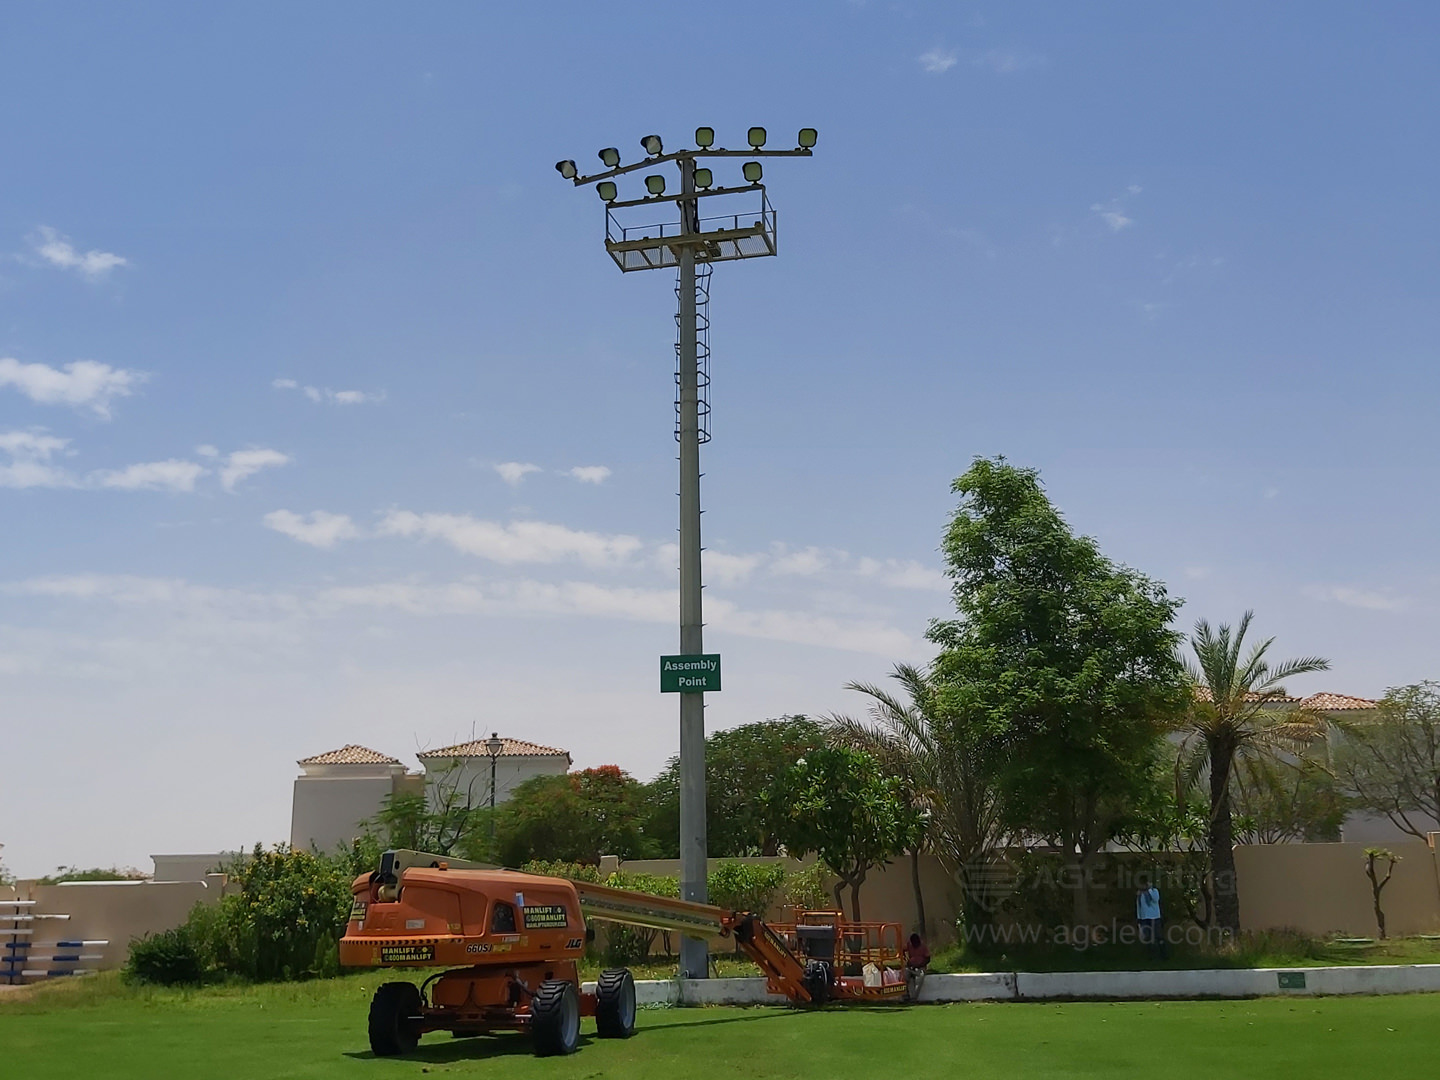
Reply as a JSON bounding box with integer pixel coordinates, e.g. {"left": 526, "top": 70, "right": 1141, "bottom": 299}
{"left": 558, "top": 128, "right": 815, "bottom": 978}
{"left": 485, "top": 732, "right": 504, "bottom": 844}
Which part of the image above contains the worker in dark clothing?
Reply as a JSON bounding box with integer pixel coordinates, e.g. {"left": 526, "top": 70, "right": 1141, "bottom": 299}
{"left": 903, "top": 932, "right": 931, "bottom": 1001}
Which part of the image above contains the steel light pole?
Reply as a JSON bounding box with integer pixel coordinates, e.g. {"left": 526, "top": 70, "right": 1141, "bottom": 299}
{"left": 485, "top": 732, "right": 504, "bottom": 844}
{"left": 558, "top": 127, "right": 815, "bottom": 978}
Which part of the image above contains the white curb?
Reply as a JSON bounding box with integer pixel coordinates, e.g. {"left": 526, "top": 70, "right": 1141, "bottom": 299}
{"left": 589, "top": 964, "right": 1440, "bottom": 1006}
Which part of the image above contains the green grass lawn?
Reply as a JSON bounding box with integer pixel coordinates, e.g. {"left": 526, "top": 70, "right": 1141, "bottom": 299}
{"left": 3, "top": 972, "right": 1437, "bottom": 1079}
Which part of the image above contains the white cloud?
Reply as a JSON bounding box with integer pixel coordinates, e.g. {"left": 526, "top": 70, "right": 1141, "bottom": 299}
{"left": 1303, "top": 585, "right": 1408, "bottom": 613}
{"left": 1092, "top": 205, "right": 1133, "bottom": 231}
{"left": 854, "top": 557, "right": 948, "bottom": 591}
{"left": 195, "top": 445, "right": 219, "bottom": 458}
{"left": 219, "top": 448, "right": 290, "bottom": 492}
{"left": 918, "top": 48, "right": 958, "bottom": 74}
{"left": 0, "top": 429, "right": 76, "bottom": 489}
{"left": 92, "top": 460, "right": 207, "bottom": 493}
{"left": 0, "top": 357, "right": 145, "bottom": 418}
{"left": 770, "top": 545, "right": 833, "bottom": 576}
{"left": 264, "top": 510, "right": 359, "bottom": 549}
{"left": 272, "top": 379, "right": 383, "bottom": 404}
{"left": 376, "top": 510, "right": 644, "bottom": 567}
{"left": 495, "top": 462, "right": 542, "bottom": 486}
{"left": 28, "top": 226, "right": 129, "bottom": 279}
{"left": 567, "top": 465, "right": 612, "bottom": 485}
{"left": 972, "top": 48, "right": 1046, "bottom": 74}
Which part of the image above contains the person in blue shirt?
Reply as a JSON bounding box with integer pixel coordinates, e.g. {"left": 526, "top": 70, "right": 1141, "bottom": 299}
{"left": 1136, "top": 876, "right": 1165, "bottom": 959}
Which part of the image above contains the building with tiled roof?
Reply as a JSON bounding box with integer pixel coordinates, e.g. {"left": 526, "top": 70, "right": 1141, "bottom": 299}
{"left": 287, "top": 733, "right": 572, "bottom": 855}
{"left": 417, "top": 733, "right": 572, "bottom": 810}
{"left": 418, "top": 737, "right": 570, "bottom": 761}
{"left": 298, "top": 744, "right": 402, "bottom": 767}
{"left": 1298, "top": 692, "right": 1379, "bottom": 712}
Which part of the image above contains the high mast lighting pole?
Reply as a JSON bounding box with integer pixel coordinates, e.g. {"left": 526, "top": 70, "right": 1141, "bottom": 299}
{"left": 557, "top": 127, "right": 816, "bottom": 979}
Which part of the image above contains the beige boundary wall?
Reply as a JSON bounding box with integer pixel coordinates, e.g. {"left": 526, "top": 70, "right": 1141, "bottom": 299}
{"left": 1233, "top": 840, "right": 1440, "bottom": 937}
{"left": 617, "top": 841, "right": 1440, "bottom": 942}
{"left": 1, "top": 878, "right": 225, "bottom": 973}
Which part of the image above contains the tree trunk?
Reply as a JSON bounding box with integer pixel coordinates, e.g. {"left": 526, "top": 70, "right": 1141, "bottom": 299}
{"left": 909, "top": 848, "right": 928, "bottom": 937}
{"left": 1209, "top": 737, "right": 1242, "bottom": 934}
{"left": 832, "top": 877, "right": 846, "bottom": 913}
{"left": 1069, "top": 849, "right": 1091, "bottom": 932}
{"left": 849, "top": 873, "right": 866, "bottom": 922}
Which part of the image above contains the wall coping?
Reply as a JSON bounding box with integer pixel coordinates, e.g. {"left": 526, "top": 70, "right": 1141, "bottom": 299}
{"left": 585, "top": 964, "right": 1440, "bottom": 1006}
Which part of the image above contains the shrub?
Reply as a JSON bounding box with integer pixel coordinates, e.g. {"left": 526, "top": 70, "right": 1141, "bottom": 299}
{"left": 709, "top": 862, "right": 786, "bottom": 916}
{"left": 125, "top": 925, "right": 206, "bottom": 985}
{"left": 781, "top": 863, "right": 832, "bottom": 913}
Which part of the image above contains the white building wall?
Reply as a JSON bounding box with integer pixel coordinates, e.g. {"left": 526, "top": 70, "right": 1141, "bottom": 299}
{"left": 423, "top": 754, "right": 570, "bottom": 812}
{"left": 290, "top": 775, "right": 398, "bottom": 853}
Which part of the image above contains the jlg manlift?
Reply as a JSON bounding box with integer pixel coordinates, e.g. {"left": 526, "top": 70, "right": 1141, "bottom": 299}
{"left": 340, "top": 850, "right": 907, "bottom": 1057}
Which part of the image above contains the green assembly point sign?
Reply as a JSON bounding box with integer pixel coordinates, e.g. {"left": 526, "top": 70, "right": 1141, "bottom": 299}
{"left": 660, "top": 654, "right": 721, "bottom": 693}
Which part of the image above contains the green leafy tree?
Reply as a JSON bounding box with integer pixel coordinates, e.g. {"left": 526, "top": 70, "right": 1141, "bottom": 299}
{"left": 493, "top": 766, "right": 658, "bottom": 866}
{"left": 928, "top": 458, "right": 1188, "bottom": 927}
{"left": 766, "top": 746, "right": 921, "bottom": 920}
{"left": 1333, "top": 682, "right": 1440, "bottom": 841}
{"left": 364, "top": 761, "right": 490, "bottom": 857}
{"left": 825, "top": 663, "right": 1006, "bottom": 936}
{"left": 1180, "top": 612, "right": 1329, "bottom": 932}
{"left": 1232, "top": 757, "right": 1346, "bottom": 844}
{"left": 38, "top": 866, "right": 149, "bottom": 884}
{"left": 644, "top": 717, "right": 824, "bottom": 857}
{"left": 216, "top": 844, "right": 360, "bottom": 981}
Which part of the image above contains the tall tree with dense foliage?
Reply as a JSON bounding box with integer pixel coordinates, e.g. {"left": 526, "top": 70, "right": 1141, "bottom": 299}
{"left": 825, "top": 663, "right": 1005, "bottom": 935}
{"left": 492, "top": 766, "right": 658, "bottom": 866}
{"left": 1180, "top": 612, "right": 1329, "bottom": 932}
{"left": 644, "top": 716, "right": 824, "bottom": 858}
{"left": 1333, "top": 682, "right": 1440, "bottom": 841}
{"left": 765, "top": 746, "right": 921, "bottom": 920}
{"left": 928, "top": 457, "right": 1188, "bottom": 927}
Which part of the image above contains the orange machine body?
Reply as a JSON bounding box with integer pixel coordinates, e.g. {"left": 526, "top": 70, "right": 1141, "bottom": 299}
{"left": 341, "top": 866, "right": 595, "bottom": 1034}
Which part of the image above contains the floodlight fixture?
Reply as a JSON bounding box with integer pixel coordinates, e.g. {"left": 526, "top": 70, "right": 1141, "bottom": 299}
{"left": 693, "top": 167, "right": 713, "bottom": 189}
{"left": 599, "top": 147, "right": 621, "bottom": 168}
{"left": 641, "top": 134, "right": 664, "bottom": 156}
{"left": 695, "top": 126, "right": 715, "bottom": 148}
{"left": 742, "top": 161, "right": 763, "bottom": 184}
{"left": 597, "top": 180, "right": 618, "bottom": 202}
{"left": 798, "top": 127, "right": 818, "bottom": 149}
{"left": 645, "top": 173, "right": 666, "bottom": 196}
{"left": 747, "top": 127, "right": 767, "bottom": 148}
{"left": 555, "top": 159, "right": 578, "bottom": 180}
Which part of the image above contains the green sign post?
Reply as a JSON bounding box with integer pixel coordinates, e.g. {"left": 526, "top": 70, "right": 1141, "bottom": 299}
{"left": 660, "top": 654, "right": 721, "bottom": 693}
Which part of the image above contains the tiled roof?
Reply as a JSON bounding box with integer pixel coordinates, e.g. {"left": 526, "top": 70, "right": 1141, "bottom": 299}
{"left": 1192, "top": 686, "right": 1299, "bottom": 704}
{"left": 1299, "top": 692, "right": 1379, "bottom": 712}
{"left": 419, "top": 737, "right": 569, "bottom": 759}
{"left": 298, "top": 744, "right": 401, "bottom": 766}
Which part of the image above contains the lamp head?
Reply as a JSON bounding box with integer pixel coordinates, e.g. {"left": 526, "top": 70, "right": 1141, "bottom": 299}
{"left": 599, "top": 147, "right": 621, "bottom": 168}
{"left": 693, "top": 167, "right": 713, "bottom": 189}
{"left": 485, "top": 732, "right": 504, "bottom": 757}
{"left": 555, "top": 159, "right": 578, "bottom": 180}
{"left": 597, "top": 180, "right": 618, "bottom": 202}
{"left": 747, "top": 126, "right": 767, "bottom": 148}
{"left": 742, "top": 161, "right": 763, "bottom": 184}
{"left": 798, "top": 127, "right": 818, "bottom": 149}
{"left": 641, "top": 134, "right": 664, "bottom": 156}
{"left": 694, "top": 126, "right": 715, "bottom": 148}
{"left": 645, "top": 173, "right": 666, "bottom": 196}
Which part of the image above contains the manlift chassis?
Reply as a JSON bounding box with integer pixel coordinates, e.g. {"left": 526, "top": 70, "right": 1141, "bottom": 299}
{"left": 340, "top": 850, "right": 907, "bottom": 1057}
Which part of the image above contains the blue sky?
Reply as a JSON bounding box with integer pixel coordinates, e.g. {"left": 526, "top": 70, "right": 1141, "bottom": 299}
{"left": 2, "top": 3, "right": 1437, "bottom": 876}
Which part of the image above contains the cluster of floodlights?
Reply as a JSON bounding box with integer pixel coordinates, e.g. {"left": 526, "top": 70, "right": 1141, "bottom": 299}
{"left": 555, "top": 127, "right": 818, "bottom": 203}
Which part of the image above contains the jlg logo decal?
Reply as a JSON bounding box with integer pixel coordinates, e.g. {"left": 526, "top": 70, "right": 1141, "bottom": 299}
{"left": 565, "top": 937, "right": 583, "bottom": 950}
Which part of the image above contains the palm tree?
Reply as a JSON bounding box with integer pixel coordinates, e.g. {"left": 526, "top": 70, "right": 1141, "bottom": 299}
{"left": 824, "top": 663, "right": 1005, "bottom": 936}
{"left": 1181, "top": 612, "right": 1329, "bottom": 933}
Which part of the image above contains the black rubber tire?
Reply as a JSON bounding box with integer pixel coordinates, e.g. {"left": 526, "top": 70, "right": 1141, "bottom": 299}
{"left": 531, "top": 980, "right": 581, "bottom": 1056}
{"left": 595, "top": 968, "right": 637, "bottom": 1038}
{"left": 368, "top": 981, "right": 423, "bottom": 1056}
{"left": 803, "top": 960, "right": 832, "bottom": 1006}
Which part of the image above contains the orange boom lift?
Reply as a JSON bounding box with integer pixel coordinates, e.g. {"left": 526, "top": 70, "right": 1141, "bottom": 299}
{"left": 340, "top": 849, "right": 907, "bottom": 1056}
